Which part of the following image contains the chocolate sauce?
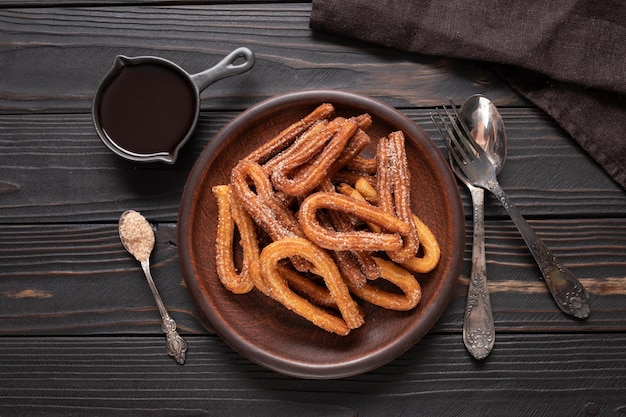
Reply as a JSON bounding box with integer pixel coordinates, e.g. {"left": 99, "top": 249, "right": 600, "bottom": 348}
{"left": 98, "top": 63, "right": 196, "bottom": 155}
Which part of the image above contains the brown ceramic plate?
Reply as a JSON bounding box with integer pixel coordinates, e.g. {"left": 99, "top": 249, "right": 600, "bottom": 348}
{"left": 178, "top": 90, "right": 464, "bottom": 379}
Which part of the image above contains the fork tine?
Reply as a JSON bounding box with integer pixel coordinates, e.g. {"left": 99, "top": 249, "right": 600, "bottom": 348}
{"left": 430, "top": 111, "right": 449, "bottom": 148}
{"left": 434, "top": 103, "right": 474, "bottom": 164}
{"left": 441, "top": 103, "right": 475, "bottom": 162}
{"left": 448, "top": 99, "right": 491, "bottom": 161}
{"left": 448, "top": 99, "right": 477, "bottom": 147}
{"left": 430, "top": 110, "right": 468, "bottom": 169}
{"left": 431, "top": 110, "right": 454, "bottom": 150}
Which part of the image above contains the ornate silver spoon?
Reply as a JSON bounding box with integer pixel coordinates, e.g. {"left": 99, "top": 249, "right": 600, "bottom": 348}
{"left": 118, "top": 210, "right": 187, "bottom": 364}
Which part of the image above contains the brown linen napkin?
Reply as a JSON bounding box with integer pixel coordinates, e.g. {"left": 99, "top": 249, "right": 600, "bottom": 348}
{"left": 310, "top": 0, "right": 626, "bottom": 190}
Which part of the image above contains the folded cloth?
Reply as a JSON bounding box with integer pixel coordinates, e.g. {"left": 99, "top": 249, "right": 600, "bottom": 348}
{"left": 310, "top": 0, "right": 626, "bottom": 190}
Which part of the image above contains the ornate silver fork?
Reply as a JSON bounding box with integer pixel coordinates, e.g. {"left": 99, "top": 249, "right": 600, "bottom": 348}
{"left": 432, "top": 102, "right": 590, "bottom": 319}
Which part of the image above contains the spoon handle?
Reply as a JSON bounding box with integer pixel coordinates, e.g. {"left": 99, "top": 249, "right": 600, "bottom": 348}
{"left": 141, "top": 260, "right": 188, "bottom": 364}
{"left": 486, "top": 183, "right": 590, "bottom": 318}
{"left": 463, "top": 185, "right": 495, "bottom": 360}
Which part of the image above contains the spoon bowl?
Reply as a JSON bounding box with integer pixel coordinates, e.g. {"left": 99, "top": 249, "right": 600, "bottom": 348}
{"left": 459, "top": 94, "right": 507, "bottom": 175}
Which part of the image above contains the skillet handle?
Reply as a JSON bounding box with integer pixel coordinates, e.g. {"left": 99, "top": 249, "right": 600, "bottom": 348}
{"left": 190, "top": 47, "right": 255, "bottom": 91}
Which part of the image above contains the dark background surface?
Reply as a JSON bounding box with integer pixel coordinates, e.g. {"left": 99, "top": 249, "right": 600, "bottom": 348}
{"left": 1, "top": 2, "right": 625, "bottom": 416}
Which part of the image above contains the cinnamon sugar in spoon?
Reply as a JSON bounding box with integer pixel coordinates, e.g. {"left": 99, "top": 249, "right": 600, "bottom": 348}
{"left": 118, "top": 210, "right": 187, "bottom": 364}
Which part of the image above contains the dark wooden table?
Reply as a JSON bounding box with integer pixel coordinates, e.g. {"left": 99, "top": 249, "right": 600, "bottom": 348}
{"left": 1, "top": 2, "right": 625, "bottom": 416}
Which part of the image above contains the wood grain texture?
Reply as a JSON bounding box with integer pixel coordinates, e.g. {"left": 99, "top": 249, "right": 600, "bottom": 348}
{"left": 0, "top": 334, "right": 624, "bottom": 416}
{"left": 0, "top": 223, "right": 210, "bottom": 335}
{"left": 1, "top": 218, "right": 624, "bottom": 335}
{"left": 0, "top": 109, "right": 624, "bottom": 224}
{"left": 0, "top": 0, "right": 290, "bottom": 5}
{"left": 1, "top": 0, "right": 625, "bottom": 414}
{"left": 0, "top": 3, "right": 518, "bottom": 113}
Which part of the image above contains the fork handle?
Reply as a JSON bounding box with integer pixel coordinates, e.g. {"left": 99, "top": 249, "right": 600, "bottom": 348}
{"left": 487, "top": 183, "right": 590, "bottom": 318}
{"left": 463, "top": 185, "right": 495, "bottom": 360}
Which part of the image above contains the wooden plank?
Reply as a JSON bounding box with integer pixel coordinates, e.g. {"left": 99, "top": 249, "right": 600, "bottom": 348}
{"left": 0, "top": 109, "right": 624, "bottom": 224}
{"left": 0, "top": 0, "right": 291, "bottom": 6}
{"left": 416, "top": 108, "right": 626, "bottom": 217}
{"left": 0, "top": 333, "right": 624, "bottom": 416}
{"left": 437, "top": 217, "right": 626, "bottom": 333}
{"left": 0, "top": 4, "right": 520, "bottom": 113}
{"left": 1, "top": 219, "right": 624, "bottom": 335}
{"left": 0, "top": 223, "right": 210, "bottom": 335}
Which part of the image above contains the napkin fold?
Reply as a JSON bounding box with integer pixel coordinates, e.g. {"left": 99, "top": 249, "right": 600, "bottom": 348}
{"left": 310, "top": 0, "right": 626, "bottom": 190}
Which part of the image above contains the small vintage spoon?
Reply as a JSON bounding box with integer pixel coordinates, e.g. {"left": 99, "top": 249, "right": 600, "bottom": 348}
{"left": 450, "top": 94, "right": 506, "bottom": 360}
{"left": 118, "top": 210, "right": 187, "bottom": 364}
